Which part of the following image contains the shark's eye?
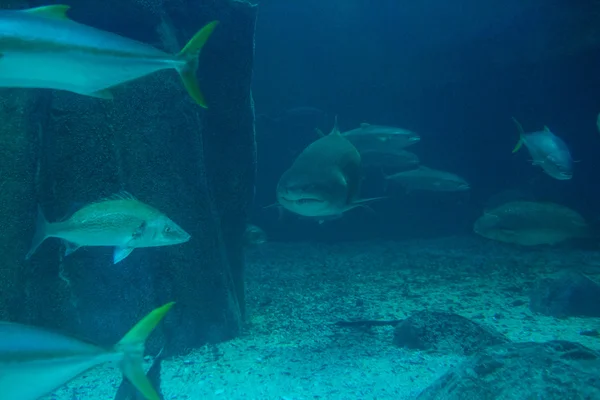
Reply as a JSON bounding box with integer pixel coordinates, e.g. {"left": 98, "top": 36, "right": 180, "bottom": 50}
{"left": 164, "top": 226, "right": 171, "bottom": 233}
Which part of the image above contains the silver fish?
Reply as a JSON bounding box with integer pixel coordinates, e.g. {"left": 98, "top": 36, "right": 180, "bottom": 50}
{"left": 243, "top": 224, "right": 267, "bottom": 246}
{"left": 342, "top": 123, "right": 420, "bottom": 152}
{"left": 26, "top": 192, "right": 190, "bottom": 264}
{"left": 360, "top": 148, "right": 420, "bottom": 170}
{"left": 0, "top": 5, "right": 218, "bottom": 107}
{"left": 0, "top": 302, "right": 174, "bottom": 400}
{"left": 277, "top": 117, "right": 382, "bottom": 219}
{"left": 474, "top": 201, "right": 588, "bottom": 246}
{"left": 511, "top": 117, "right": 573, "bottom": 180}
{"left": 385, "top": 166, "right": 470, "bottom": 192}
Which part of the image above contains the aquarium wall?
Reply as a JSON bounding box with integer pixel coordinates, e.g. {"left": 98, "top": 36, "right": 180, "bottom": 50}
{"left": 0, "top": 0, "right": 257, "bottom": 355}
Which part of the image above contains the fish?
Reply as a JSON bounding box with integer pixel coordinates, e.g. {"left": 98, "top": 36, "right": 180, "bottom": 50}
{"left": 473, "top": 201, "right": 588, "bottom": 246}
{"left": 511, "top": 117, "right": 573, "bottom": 180}
{"left": 114, "top": 347, "right": 165, "bottom": 400}
{"left": 342, "top": 123, "right": 420, "bottom": 152}
{"left": 385, "top": 166, "right": 470, "bottom": 192}
{"left": 276, "top": 117, "right": 383, "bottom": 219}
{"left": 0, "top": 302, "right": 174, "bottom": 400}
{"left": 26, "top": 191, "right": 190, "bottom": 264}
{"left": 243, "top": 224, "right": 267, "bottom": 246}
{"left": 0, "top": 5, "right": 219, "bottom": 107}
{"left": 359, "top": 148, "right": 420, "bottom": 171}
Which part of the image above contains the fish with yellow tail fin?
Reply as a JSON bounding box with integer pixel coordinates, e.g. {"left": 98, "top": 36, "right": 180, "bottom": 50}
{"left": 511, "top": 117, "right": 573, "bottom": 180}
{"left": 0, "top": 5, "right": 218, "bottom": 107}
{"left": 0, "top": 302, "right": 175, "bottom": 400}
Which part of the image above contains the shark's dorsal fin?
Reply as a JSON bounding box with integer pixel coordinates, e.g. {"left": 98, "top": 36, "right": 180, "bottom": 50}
{"left": 24, "top": 5, "right": 71, "bottom": 20}
{"left": 329, "top": 115, "right": 340, "bottom": 135}
{"left": 360, "top": 123, "right": 370, "bottom": 128}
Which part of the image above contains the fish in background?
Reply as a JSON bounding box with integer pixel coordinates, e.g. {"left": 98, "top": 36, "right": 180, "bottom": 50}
{"left": 0, "top": 302, "right": 174, "bottom": 400}
{"left": 360, "top": 148, "right": 420, "bottom": 171}
{"left": 484, "top": 188, "right": 536, "bottom": 211}
{"left": 341, "top": 123, "right": 420, "bottom": 152}
{"left": 243, "top": 224, "right": 267, "bottom": 246}
{"left": 0, "top": 5, "right": 218, "bottom": 107}
{"left": 473, "top": 201, "right": 588, "bottom": 246}
{"left": 276, "top": 117, "right": 383, "bottom": 220}
{"left": 26, "top": 191, "right": 190, "bottom": 264}
{"left": 511, "top": 117, "right": 573, "bottom": 180}
{"left": 385, "top": 166, "right": 470, "bottom": 193}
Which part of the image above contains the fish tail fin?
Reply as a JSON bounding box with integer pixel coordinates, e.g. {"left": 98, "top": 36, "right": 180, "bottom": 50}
{"left": 176, "top": 20, "right": 219, "bottom": 108}
{"left": 117, "top": 302, "right": 175, "bottom": 400}
{"left": 25, "top": 205, "right": 49, "bottom": 260}
{"left": 511, "top": 117, "right": 525, "bottom": 153}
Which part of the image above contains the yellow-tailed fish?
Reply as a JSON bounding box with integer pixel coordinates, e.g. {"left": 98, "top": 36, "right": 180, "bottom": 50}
{"left": 0, "top": 302, "right": 175, "bottom": 400}
{"left": 0, "top": 5, "right": 218, "bottom": 107}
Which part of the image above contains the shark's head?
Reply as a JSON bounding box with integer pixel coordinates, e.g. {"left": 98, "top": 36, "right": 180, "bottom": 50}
{"left": 276, "top": 171, "right": 347, "bottom": 217}
{"left": 131, "top": 215, "right": 191, "bottom": 248}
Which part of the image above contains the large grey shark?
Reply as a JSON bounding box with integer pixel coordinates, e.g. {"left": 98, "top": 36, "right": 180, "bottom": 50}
{"left": 0, "top": 5, "right": 218, "bottom": 107}
{"left": 276, "top": 117, "right": 382, "bottom": 219}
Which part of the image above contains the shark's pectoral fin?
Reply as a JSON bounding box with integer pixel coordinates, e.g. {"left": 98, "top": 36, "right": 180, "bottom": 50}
{"left": 114, "top": 247, "right": 134, "bottom": 264}
{"left": 88, "top": 89, "right": 114, "bottom": 100}
{"left": 62, "top": 240, "right": 81, "bottom": 256}
{"left": 345, "top": 196, "right": 387, "bottom": 213}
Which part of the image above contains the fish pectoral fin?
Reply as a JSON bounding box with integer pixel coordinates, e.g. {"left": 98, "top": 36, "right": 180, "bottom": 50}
{"left": 24, "top": 5, "right": 71, "bottom": 20}
{"left": 88, "top": 89, "right": 114, "bottom": 100}
{"left": 511, "top": 138, "right": 523, "bottom": 153}
{"left": 346, "top": 197, "right": 387, "bottom": 213}
{"left": 63, "top": 240, "right": 81, "bottom": 257}
{"left": 114, "top": 247, "right": 134, "bottom": 264}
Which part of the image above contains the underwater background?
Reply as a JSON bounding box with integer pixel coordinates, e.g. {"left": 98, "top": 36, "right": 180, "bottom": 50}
{"left": 2, "top": 0, "right": 600, "bottom": 399}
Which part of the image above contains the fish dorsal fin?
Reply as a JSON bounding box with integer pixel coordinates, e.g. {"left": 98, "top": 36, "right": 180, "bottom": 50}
{"left": 329, "top": 115, "right": 340, "bottom": 135}
{"left": 97, "top": 191, "right": 138, "bottom": 203}
{"left": 24, "top": 5, "right": 71, "bottom": 20}
{"left": 360, "top": 123, "right": 370, "bottom": 128}
{"left": 543, "top": 125, "right": 551, "bottom": 132}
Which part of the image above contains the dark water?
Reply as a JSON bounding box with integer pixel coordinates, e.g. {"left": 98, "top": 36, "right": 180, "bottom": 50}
{"left": 252, "top": 0, "right": 600, "bottom": 242}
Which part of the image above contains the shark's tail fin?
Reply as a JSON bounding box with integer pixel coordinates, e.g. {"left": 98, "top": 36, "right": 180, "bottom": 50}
{"left": 177, "top": 21, "right": 219, "bottom": 108}
{"left": 116, "top": 302, "right": 174, "bottom": 400}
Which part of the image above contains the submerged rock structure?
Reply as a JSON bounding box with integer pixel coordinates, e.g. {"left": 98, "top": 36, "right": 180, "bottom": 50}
{"left": 0, "top": 0, "right": 257, "bottom": 355}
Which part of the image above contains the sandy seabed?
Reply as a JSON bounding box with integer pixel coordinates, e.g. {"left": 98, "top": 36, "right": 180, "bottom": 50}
{"left": 44, "top": 236, "right": 600, "bottom": 400}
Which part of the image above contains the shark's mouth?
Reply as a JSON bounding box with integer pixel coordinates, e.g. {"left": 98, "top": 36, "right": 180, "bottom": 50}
{"left": 280, "top": 196, "right": 325, "bottom": 205}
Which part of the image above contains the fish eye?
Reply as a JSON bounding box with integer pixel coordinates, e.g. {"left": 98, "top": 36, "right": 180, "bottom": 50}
{"left": 164, "top": 226, "right": 171, "bottom": 233}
